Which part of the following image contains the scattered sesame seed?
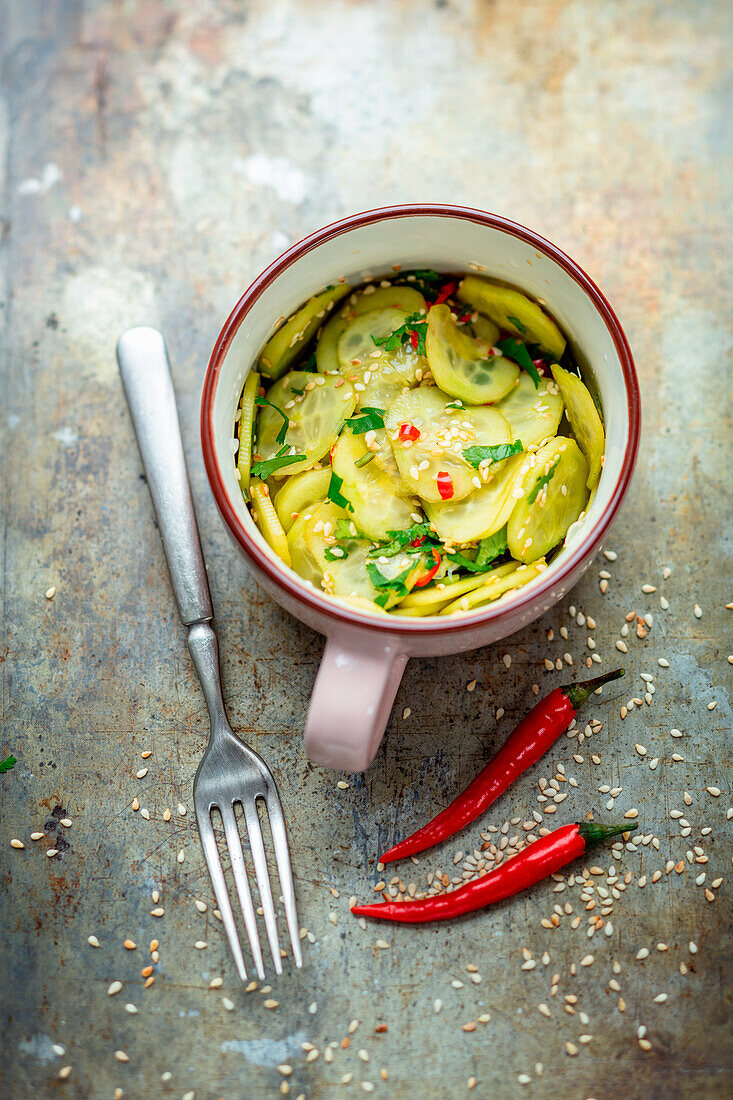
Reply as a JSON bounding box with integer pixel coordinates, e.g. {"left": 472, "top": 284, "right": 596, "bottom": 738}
{"left": 178, "top": 803, "right": 187, "bottom": 816}
{"left": 108, "top": 981, "right": 123, "bottom": 996}
{"left": 45, "top": 586, "right": 56, "bottom": 599}
{"left": 10, "top": 839, "right": 25, "bottom": 849}
{"left": 125, "top": 1003, "right": 138, "bottom": 1014}
{"left": 222, "top": 997, "right": 235, "bottom": 1011}
{"left": 658, "top": 658, "right": 670, "bottom": 668}
{"left": 337, "top": 780, "right": 350, "bottom": 789}
{"left": 706, "top": 786, "right": 721, "bottom": 797}
{"left": 114, "top": 1051, "right": 129, "bottom": 1063}
{"left": 402, "top": 707, "right": 411, "bottom": 719}
{"left": 58, "top": 1066, "right": 72, "bottom": 1080}
{"left": 136, "top": 768, "right": 148, "bottom": 779}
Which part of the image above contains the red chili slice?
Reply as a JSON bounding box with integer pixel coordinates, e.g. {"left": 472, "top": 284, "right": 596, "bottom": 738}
{"left": 409, "top": 330, "right": 419, "bottom": 352}
{"left": 532, "top": 358, "right": 546, "bottom": 375}
{"left": 436, "top": 471, "right": 454, "bottom": 500}
{"left": 398, "top": 422, "right": 421, "bottom": 443}
{"left": 410, "top": 535, "right": 426, "bottom": 548}
{"left": 433, "top": 281, "right": 457, "bottom": 306}
{"left": 414, "top": 548, "right": 441, "bottom": 587}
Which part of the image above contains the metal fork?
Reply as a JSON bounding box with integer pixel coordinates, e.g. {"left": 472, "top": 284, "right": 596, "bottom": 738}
{"left": 117, "top": 327, "right": 302, "bottom": 981}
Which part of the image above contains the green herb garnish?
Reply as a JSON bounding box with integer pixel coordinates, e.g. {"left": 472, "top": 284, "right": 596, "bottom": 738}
{"left": 255, "top": 395, "right": 291, "bottom": 444}
{"left": 445, "top": 399, "right": 465, "bottom": 410}
{"left": 302, "top": 351, "right": 318, "bottom": 372}
{"left": 400, "top": 268, "right": 443, "bottom": 298}
{"left": 366, "top": 561, "right": 413, "bottom": 598}
{"left": 506, "top": 315, "right": 527, "bottom": 335}
{"left": 368, "top": 522, "right": 437, "bottom": 559}
{"left": 495, "top": 338, "right": 541, "bottom": 389}
{"left": 0, "top": 754, "right": 16, "bottom": 773}
{"left": 251, "top": 447, "right": 306, "bottom": 479}
{"left": 324, "top": 545, "right": 348, "bottom": 562}
{"left": 354, "top": 451, "right": 376, "bottom": 468}
{"left": 446, "top": 528, "right": 509, "bottom": 574}
{"left": 372, "top": 312, "right": 428, "bottom": 357}
{"left": 345, "top": 407, "right": 386, "bottom": 434}
{"left": 463, "top": 441, "right": 524, "bottom": 467}
{"left": 527, "top": 459, "right": 560, "bottom": 504}
{"left": 327, "top": 471, "right": 353, "bottom": 511}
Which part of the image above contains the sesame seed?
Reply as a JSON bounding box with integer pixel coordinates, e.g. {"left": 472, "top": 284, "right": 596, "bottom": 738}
{"left": 60, "top": 818, "right": 72, "bottom": 827}
{"left": 123, "top": 939, "right": 136, "bottom": 950}
{"left": 636, "top": 948, "right": 649, "bottom": 960}
{"left": 264, "top": 999, "right": 279, "bottom": 1009}
{"left": 10, "top": 839, "right": 25, "bottom": 849}
{"left": 178, "top": 803, "right": 187, "bottom": 816}
{"left": 706, "top": 786, "right": 721, "bottom": 797}
{"left": 151, "top": 907, "right": 164, "bottom": 917}
{"left": 114, "top": 1051, "right": 129, "bottom": 1063}
{"left": 45, "top": 586, "right": 56, "bottom": 599}
{"left": 658, "top": 658, "right": 670, "bottom": 668}
{"left": 222, "top": 997, "right": 235, "bottom": 1011}
{"left": 565, "top": 1042, "right": 578, "bottom": 1056}
{"left": 108, "top": 981, "right": 123, "bottom": 996}
{"left": 136, "top": 768, "right": 148, "bottom": 779}
{"left": 402, "top": 707, "right": 411, "bottom": 719}
{"left": 125, "top": 1003, "right": 138, "bottom": 1014}
{"left": 87, "top": 935, "right": 100, "bottom": 947}
{"left": 58, "top": 1066, "right": 72, "bottom": 1080}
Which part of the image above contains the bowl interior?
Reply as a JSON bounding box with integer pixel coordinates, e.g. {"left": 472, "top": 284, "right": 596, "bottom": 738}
{"left": 207, "top": 209, "right": 636, "bottom": 626}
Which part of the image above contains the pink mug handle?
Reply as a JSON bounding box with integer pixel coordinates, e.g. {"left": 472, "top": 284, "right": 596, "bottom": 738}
{"left": 304, "top": 628, "right": 408, "bottom": 771}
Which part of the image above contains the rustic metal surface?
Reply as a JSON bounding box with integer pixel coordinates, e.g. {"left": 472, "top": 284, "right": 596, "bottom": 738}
{"left": 1, "top": 2, "right": 731, "bottom": 1098}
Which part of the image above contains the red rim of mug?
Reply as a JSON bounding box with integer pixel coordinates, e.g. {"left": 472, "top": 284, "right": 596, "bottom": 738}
{"left": 201, "top": 204, "right": 640, "bottom": 636}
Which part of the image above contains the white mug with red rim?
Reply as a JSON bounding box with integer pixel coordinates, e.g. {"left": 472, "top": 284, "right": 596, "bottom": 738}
{"left": 201, "top": 205, "right": 640, "bottom": 772}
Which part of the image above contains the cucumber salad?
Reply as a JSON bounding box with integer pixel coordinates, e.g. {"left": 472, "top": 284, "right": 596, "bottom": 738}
{"left": 234, "top": 270, "right": 605, "bottom": 617}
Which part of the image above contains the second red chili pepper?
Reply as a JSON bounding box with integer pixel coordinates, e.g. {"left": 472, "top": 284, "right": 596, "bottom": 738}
{"left": 380, "top": 667, "right": 625, "bottom": 865}
{"left": 353, "top": 821, "right": 636, "bottom": 923}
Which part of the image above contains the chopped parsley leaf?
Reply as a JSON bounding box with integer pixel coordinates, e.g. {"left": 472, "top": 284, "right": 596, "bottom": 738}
{"left": 324, "top": 545, "right": 348, "bottom": 562}
{"left": 527, "top": 459, "right": 560, "bottom": 504}
{"left": 345, "top": 406, "right": 386, "bottom": 434}
{"left": 369, "top": 522, "right": 437, "bottom": 559}
{"left": 495, "top": 337, "right": 541, "bottom": 388}
{"left": 327, "top": 471, "right": 353, "bottom": 511}
{"left": 372, "top": 312, "right": 428, "bottom": 357}
{"left": 366, "top": 561, "right": 413, "bottom": 598}
{"left": 251, "top": 447, "right": 305, "bottom": 479}
{"left": 463, "top": 440, "right": 524, "bottom": 467}
{"left": 0, "top": 754, "right": 16, "bottom": 773}
{"left": 506, "top": 315, "right": 528, "bottom": 335}
{"left": 446, "top": 528, "right": 509, "bottom": 574}
{"left": 399, "top": 268, "right": 443, "bottom": 298}
{"left": 255, "top": 395, "right": 291, "bottom": 444}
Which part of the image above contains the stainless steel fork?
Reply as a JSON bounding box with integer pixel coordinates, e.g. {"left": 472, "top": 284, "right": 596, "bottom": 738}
{"left": 117, "top": 327, "right": 302, "bottom": 981}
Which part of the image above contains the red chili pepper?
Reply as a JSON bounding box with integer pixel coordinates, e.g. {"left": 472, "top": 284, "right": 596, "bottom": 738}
{"left": 409, "top": 535, "right": 426, "bottom": 548}
{"left": 413, "top": 548, "right": 441, "bottom": 588}
{"left": 457, "top": 309, "right": 473, "bottom": 324}
{"left": 379, "top": 668, "right": 625, "bottom": 864}
{"left": 409, "top": 330, "right": 419, "bottom": 352}
{"left": 436, "top": 471, "right": 454, "bottom": 500}
{"left": 398, "top": 422, "right": 421, "bottom": 443}
{"left": 352, "top": 821, "right": 636, "bottom": 923}
{"left": 433, "top": 281, "right": 457, "bottom": 306}
{"left": 532, "top": 358, "right": 546, "bottom": 375}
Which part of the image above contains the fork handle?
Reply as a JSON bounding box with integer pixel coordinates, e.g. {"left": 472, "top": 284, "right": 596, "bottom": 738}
{"left": 117, "top": 327, "right": 214, "bottom": 626}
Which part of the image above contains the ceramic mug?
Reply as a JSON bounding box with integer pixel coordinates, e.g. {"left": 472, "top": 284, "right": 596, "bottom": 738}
{"left": 201, "top": 205, "right": 640, "bottom": 772}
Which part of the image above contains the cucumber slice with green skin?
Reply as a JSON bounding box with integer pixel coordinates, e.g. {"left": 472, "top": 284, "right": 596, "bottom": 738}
{"left": 337, "top": 307, "right": 410, "bottom": 371}
{"left": 495, "top": 372, "right": 565, "bottom": 449}
{"left": 332, "top": 428, "right": 415, "bottom": 540}
{"left": 286, "top": 501, "right": 421, "bottom": 607}
{"left": 250, "top": 480, "right": 292, "bottom": 567}
{"left": 259, "top": 284, "right": 351, "bottom": 379}
{"left": 255, "top": 371, "right": 356, "bottom": 478}
{"left": 507, "top": 437, "right": 589, "bottom": 563}
{"left": 385, "top": 386, "right": 512, "bottom": 503}
{"left": 273, "top": 467, "right": 332, "bottom": 531}
{"left": 316, "top": 285, "right": 427, "bottom": 374}
{"left": 551, "top": 364, "right": 605, "bottom": 489}
{"left": 469, "top": 314, "right": 501, "bottom": 345}
{"left": 426, "top": 304, "right": 519, "bottom": 405}
{"left": 236, "top": 370, "right": 260, "bottom": 490}
{"left": 457, "top": 276, "right": 566, "bottom": 359}
{"left": 399, "top": 568, "right": 507, "bottom": 611}
{"left": 424, "top": 451, "right": 528, "bottom": 544}
{"left": 438, "top": 559, "right": 545, "bottom": 615}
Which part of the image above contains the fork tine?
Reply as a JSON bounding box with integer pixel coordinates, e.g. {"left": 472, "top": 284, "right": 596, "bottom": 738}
{"left": 242, "top": 800, "right": 282, "bottom": 974}
{"left": 196, "top": 804, "right": 248, "bottom": 982}
{"left": 220, "top": 803, "right": 265, "bottom": 981}
{"left": 265, "top": 790, "right": 303, "bottom": 969}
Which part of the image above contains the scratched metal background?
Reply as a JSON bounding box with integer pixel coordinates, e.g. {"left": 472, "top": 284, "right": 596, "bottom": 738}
{"left": 1, "top": 1, "right": 731, "bottom": 1098}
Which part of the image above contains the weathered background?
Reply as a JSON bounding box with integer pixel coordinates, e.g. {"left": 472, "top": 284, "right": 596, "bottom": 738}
{"left": 1, "top": 1, "right": 731, "bottom": 1098}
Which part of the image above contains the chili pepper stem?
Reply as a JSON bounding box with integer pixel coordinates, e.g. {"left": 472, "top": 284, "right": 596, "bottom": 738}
{"left": 562, "top": 667, "right": 625, "bottom": 710}
{"left": 578, "top": 821, "right": 637, "bottom": 845}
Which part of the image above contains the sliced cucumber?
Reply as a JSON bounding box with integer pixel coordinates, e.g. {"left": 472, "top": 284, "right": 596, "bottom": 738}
{"left": 316, "top": 285, "right": 427, "bottom": 374}
{"left": 551, "top": 364, "right": 605, "bottom": 489}
{"left": 255, "top": 371, "right": 356, "bottom": 477}
{"left": 385, "top": 386, "right": 511, "bottom": 503}
{"left": 424, "top": 451, "right": 528, "bottom": 544}
{"left": 438, "top": 559, "right": 545, "bottom": 615}
{"left": 236, "top": 370, "right": 260, "bottom": 491}
{"left": 399, "top": 569, "right": 505, "bottom": 611}
{"left": 338, "top": 307, "right": 411, "bottom": 371}
{"left": 273, "top": 467, "right": 332, "bottom": 531}
{"left": 250, "top": 480, "right": 292, "bottom": 566}
{"left": 507, "top": 437, "right": 589, "bottom": 563}
{"left": 286, "top": 501, "right": 422, "bottom": 607}
{"left": 457, "top": 276, "right": 566, "bottom": 359}
{"left": 426, "top": 304, "right": 518, "bottom": 405}
{"left": 259, "top": 284, "right": 351, "bottom": 379}
{"left": 332, "top": 428, "right": 414, "bottom": 540}
{"left": 495, "top": 372, "right": 565, "bottom": 449}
